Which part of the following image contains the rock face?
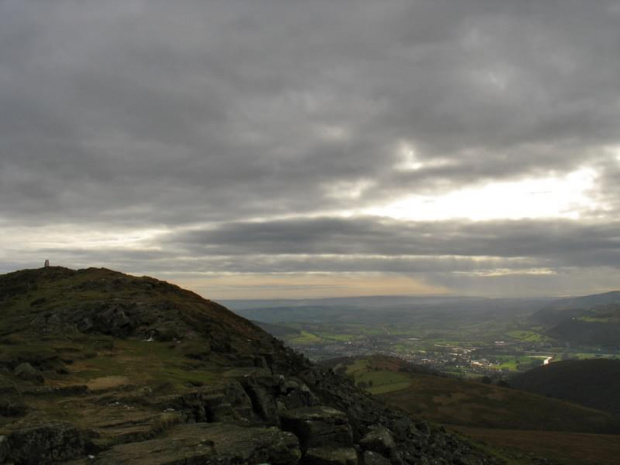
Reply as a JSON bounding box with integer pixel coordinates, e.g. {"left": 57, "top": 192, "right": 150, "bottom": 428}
{"left": 0, "top": 267, "right": 502, "bottom": 465}
{"left": 280, "top": 406, "right": 353, "bottom": 451}
{"left": 7, "top": 422, "right": 85, "bottom": 464}
{"left": 360, "top": 426, "right": 395, "bottom": 459}
{"left": 13, "top": 363, "right": 43, "bottom": 384}
{"left": 89, "top": 423, "right": 301, "bottom": 465}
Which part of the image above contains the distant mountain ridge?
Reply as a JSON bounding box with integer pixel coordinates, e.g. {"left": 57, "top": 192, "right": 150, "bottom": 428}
{"left": 229, "top": 296, "right": 553, "bottom": 327}
{"left": 543, "top": 291, "right": 620, "bottom": 310}
{"left": 224, "top": 295, "right": 553, "bottom": 311}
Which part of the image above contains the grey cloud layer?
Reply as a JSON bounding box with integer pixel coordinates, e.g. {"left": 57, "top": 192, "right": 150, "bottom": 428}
{"left": 2, "top": 0, "right": 619, "bottom": 224}
{"left": 1, "top": 1, "right": 619, "bottom": 294}
{"left": 168, "top": 217, "right": 620, "bottom": 269}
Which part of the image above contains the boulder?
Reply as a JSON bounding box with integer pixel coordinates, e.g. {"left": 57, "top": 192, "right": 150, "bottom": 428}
{"left": 91, "top": 422, "right": 301, "bottom": 465}
{"left": 240, "top": 375, "right": 280, "bottom": 425}
{"left": 304, "top": 447, "right": 358, "bottom": 465}
{"left": 14, "top": 362, "right": 44, "bottom": 383}
{"left": 8, "top": 422, "right": 86, "bottom": 464}
{"left": 359, "top": 426, "right": 395, "bottom": 457}
{"left": 279, "top": 377, "right": 320, "bottom": 410}
{"left": 0, "top": 435, "right": 8, "bottom": 463}
{"left": 362, "top": 451, "right": 391, "bottom": 465}
{"left": 155, "top": 382, "right": 255, "bottom": 424}
{"left": 280, "top": 406, "right": 353, "bottom": 452}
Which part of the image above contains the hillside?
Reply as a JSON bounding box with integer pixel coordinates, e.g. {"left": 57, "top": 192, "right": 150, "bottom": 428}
{"left": 324, "top": 356, "right": 619, "bottom": 434}
{"left": 0, "top": 267, "right": 501, "bottom": 465}
{"left": 510, "top": 359, "right": 620, "bottom": 418}
{"left": 530, "top": 292, "right": 620, "bottom": 349}
{"left": 537, "top": 292, "right": 620, "bottom": 313}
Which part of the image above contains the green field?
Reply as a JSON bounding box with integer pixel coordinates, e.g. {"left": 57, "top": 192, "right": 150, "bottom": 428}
{"left": 505, "top": 330, "right": 548, "bottom": 342}
{"left": 287, "top": 330, "right": 322, "bottom": 344}
{"left": 495, "top": 355, "right": 544, "bottom": 372}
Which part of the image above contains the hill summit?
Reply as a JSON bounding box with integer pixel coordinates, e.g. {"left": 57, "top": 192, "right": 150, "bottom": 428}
{"left": 0, "top": 267, "right": 499, "bottom": 465}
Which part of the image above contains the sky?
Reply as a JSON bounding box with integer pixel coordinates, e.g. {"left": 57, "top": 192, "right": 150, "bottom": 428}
{"left": 1, "top": 0, "right": 619, "bottom": 299}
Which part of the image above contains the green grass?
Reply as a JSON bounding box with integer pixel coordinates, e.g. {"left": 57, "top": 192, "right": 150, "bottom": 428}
{"left": 67, "top": 338, "right": 221, "bottom": 388}
{"left": 505, "top": 330, "right": 547, "bottom": 342}
{"left": 345, "top": 358, "right": 370, "bottom": 374}
{"left": 339, "top": 357, "right": 412, "bottom": 394}
{"left": 313, "top": 332, "right": 356, "bottom": 342}
{"left": 495, "top": 355, "right": 544, "bottom": 372}
{"left": 287, "top": 330, "right": 322, "bottom": 344}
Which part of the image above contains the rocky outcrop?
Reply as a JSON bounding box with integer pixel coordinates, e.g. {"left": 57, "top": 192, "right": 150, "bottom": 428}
{"left": 304, "top": 447, "right": 358, "bottom": 465}
{"left": 0, "top": 437, "right": 8, "bottom": 464}
{"left": 13, "top": 362, "right": 44, "bottom": 384}
{"left": 281, "top": 406, "right": 353, "bottom": 452}
{"left": 81, "top": 423, "right": 301, "bottom": 465}
{"left": 6, "top": 422, "right": 86, "bottom": 464}
{"left": 363, "top": 451, "right": 391, "bottom": 465}
{"left": 359, "top": 426, "right": 395, "bottom": 458}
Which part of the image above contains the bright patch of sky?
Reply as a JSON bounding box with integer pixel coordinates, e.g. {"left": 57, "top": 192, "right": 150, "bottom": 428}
{"left": 394, "top": 141, "right": 451, "bottom": 172}
{"left": 365, "top": 167, "right": 599, "bottom": 221}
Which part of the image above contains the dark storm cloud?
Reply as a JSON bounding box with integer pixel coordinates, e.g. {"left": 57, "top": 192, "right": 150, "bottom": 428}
{"left": 1, "top": 1, "right": 619, "bottom": 294}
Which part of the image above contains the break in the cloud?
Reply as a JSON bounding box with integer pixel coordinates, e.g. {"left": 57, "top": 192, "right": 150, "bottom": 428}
{"left": 1, "top": 0, "right": 619, "bottom": 298}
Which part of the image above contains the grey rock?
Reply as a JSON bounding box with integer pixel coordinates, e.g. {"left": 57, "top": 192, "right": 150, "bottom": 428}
{"left": 280, "top": 406, "right": 353, "bottom": 452}
{"left": 92, "top": 422, "right": 300, "bottom": 465}
{"left": 279, "top": 377, "right": 320, "bottom": 410}
{"left": 304, "top": 447, "right": 358, "bottom": 465}
{"left": 359, "top": 426, "right": 395, "bottom": 457}
{"left": 156, "top": 382, "right": 255, "bottom": 424}
{"left": 8, "top": 422, "right": 85, "bottom": 464}
{"left": 241, "top": 376, "right": 280, "bottom": 425}
{"left": 362, "top": 450, "right": 390, "bottom": 465}
{"left": 14, "top": 362, "right": 44, "bottom": 383}
{"left": 0, "top": 435, "right": 9, "bottom": 463}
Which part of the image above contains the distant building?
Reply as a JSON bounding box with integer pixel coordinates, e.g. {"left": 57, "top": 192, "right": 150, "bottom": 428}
{"left": 44, "top": 260, "right": 50, "bottom": 268}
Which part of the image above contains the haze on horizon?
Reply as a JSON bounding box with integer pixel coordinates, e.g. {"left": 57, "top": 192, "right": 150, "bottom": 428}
{"left": 1, "top": 1, "right": 619, "bottom": 300}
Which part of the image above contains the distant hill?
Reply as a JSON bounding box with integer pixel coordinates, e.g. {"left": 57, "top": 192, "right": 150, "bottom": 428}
{"left": 510, "top": 359, "right": 620, "bottom": 418}
{"left": 545, "top": 307, "right": 620, "bottom": 349}
{"left": 545, "top": 291, "right": 620, "bottom": 310}
{"left": 530, "top": 291, "right": 620, "bottom": 348}
{"left": 229, "top": 297, "right": 551, "bottom": 328}
{"left": 532, "top": 291, "right": 620, "bottom": 326}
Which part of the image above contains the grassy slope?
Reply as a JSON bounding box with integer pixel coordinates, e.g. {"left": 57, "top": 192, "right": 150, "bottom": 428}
{"left": 510, "top": 359, "right": 620, "bottom": 418}
{"left": 453, "top": 426, "right": 620, "bottom": 465}
{"left": 0, "top": 267, "right": 282, "bottom": 437}
{"left": 325, "top": 355, "right": 620, "bottom": 465}
{"left": 379, "top": 373, "right": 617, "bottom": 433}
{"left": 325, "top": 355, "right": 617, "bottom": 433}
